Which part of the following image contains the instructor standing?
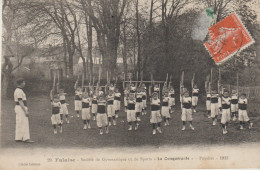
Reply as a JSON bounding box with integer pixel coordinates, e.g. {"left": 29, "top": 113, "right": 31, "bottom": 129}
{"left": 14, "top": 78, "right": 34, "bottom": 143}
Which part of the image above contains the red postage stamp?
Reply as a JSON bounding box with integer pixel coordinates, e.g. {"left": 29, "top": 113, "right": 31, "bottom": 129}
{"left": 204, "top": 12, "right": 255, "bottom": 65}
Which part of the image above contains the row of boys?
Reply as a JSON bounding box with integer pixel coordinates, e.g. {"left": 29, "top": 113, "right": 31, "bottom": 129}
{"left": 206, "top": 89, "right": 253, "bottom": 134}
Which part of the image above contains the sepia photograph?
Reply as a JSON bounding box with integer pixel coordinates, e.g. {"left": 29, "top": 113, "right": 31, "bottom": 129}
{"left": 1, "top": 0, "right": 260, "bottom": 169}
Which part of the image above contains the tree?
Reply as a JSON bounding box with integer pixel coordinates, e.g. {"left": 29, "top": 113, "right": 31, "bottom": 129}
{"left": 2, "top": 0, "right": 36, "bottom": 98}
{"left": 32, "top": 0, "right": 78, "bottom": 77}
{"left": 78, "top": 0, "right": 127, "bottom": 80}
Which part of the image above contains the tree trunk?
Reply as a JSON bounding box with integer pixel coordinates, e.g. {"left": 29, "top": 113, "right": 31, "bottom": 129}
{"left": 122, "top": 20, "right": 128, "bottom": 76}
{"left": 62, "top": 39, "right": 68, "bottom": 77}
{"left": 1, "top": 59, "right": 14, "bottom": 98}
{"left": 68, "top": 52, "right": 74, "bottom": 77}
{"left": 136, "top": 0, "right": 141, "bottom": 79}
{"left": 87, "top": 16, "right": 93, "bottom": 84}
{"left": 107, "top": 34, "right": 118, "bottom": 80}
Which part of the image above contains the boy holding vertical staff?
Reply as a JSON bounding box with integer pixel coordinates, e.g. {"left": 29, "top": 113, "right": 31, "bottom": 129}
{"left": 150, "top": 92, "right": 162, "bottom": 135}
{"left": 141, "top": 84, "right": 147, "bottom": 115}
{"left": 192, "top": 84, "right": 199, "bottom": 113}
{"left": 206, "top": 89, "right": 211, "bottom": 118}
{"left": 238, "top": 93, "right": 253, "bottom": 130}
{"left": 107, "top": 90, "right": 116, "bottom": 126}
{"left": 114, "top": 87, "right": 121, "bottom": 118}
{"left": 50, "top": 94, "right": 63, "bottom": 134}
{"left": 168, "top": 86, "right": 175, "bottom": 114}
{"left": 181, "top": 90, "right": 195, "bottom": 131}
{"left": 96, "top": 94, "right": 108, "bottom": 135}
{"left": 127, "top": 93, "right": 139, "bottom": 130}
{"left": 211, "top": 90, "right": 219, "bottom": 126}
{"left": 74, "top": 80, "right": 82, "bottom": 118}
{"left": 221, "top": 90, "right": 231, "bottom": 134}
{"left": 135, "top": 87, "right": 143, "bottom": 122}
{"left": 162, "top": 91, "right": 170, "bottom": 126}
{"left": 59, "top": 89, "right": 69, "bottom": 123}
{"left": 82, "top": 91, "right": 91, "bottom": 129}
{"left": 231, "top": 90, "right": 239, "bottom": 121}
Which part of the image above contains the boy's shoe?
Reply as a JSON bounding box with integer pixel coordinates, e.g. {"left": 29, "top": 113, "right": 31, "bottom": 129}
{"left": 181, "top": 126, "right": 185, "bottom": 131}
{"left": 164, "top": 122, "right": 167, "bottom": 126}
{"left": 240, "top": 125, "right": 244, "bottom": 130}
{"left": 83, "top": 125, "right": 87, "bottom": 130}
{"left": 135, "top": 124, "right": 139, "bottom": 130}
{"left": 213, "top": 120, "right": 217, "bottom": 126}
{"left": 152, "top": 129, "right": 156, "bottom": 135}
{"left": 113, "top": 120, "right": 116, "bottom": 126}
{"left": 194, "top": 110, "right": 196, "bottom": 113}
{"left": 54, "top": 130, "right": 57, "bottom": 134}
{"left": 108, "top": 122, "right": 112, "bottom": 126}
{"left": 157, "top": 127, "right": 162, "bottom": 133}
{"left": 93, "top": 117, "right": 96, "bottom": 121}
{"left": 190, "top": 125, "right": 195, "bottom": 130}
{"left": 59, "top": 127, "right": 63, "bottom": 133}
{"left": 232, "top": 117, "right": 237, "bottom": 121}
{"left": 24, "top": 139, "right": 35, "bottom": 143}
{"left": 223, "top": 129, "right": 228, "bottom": 135}
{"left": 166, "top": 120, "right": 170, "bottom": 126}
{"left": 137, "top": 117, "right": 141, "bottom": 122}
{"left": 208, "top": 115, "right": 211, "bottom": 119}
{"left": 100, "top": 129, "right": 103, "bottom": 135}
{"left": 67, "top": 120, "right": 70, "bottom": 124}
{"left": 77, "top": 114, "right": 80, "bottom": 118}
{"left": 105, "top": 127, "right": 109, "bottom": 134}
{"left": 128, "top": 126, "right": 132, "bottom": 131}
{"left": 88, "top": 124, "right": 91, "bottom": 129}
{"left": 249, "top": 123, "right": 253, "bottom": 129}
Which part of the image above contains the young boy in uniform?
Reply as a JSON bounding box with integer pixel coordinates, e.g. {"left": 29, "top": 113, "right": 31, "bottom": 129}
{"left": 74, "top": 87, "right": 83, "bottom": 118}
{"left": 114, "top": 88, "right": 121, "bottom": 118}
{"left": 221, "top": 91, "right": 231, "bottom": 134}
{"left": 238, "top": 93, "right": 253, "bottom": 130}
{"left": 59, "top": 89, "right": 69, "bottom": 123}
{"left": 135, "top": 87, "right": 143, "bottom": 122}
{"left": 141, "top": 84, "right": 147, "bottom": 115}
{"left": 150, "top": 92, "right": 162, "bottom": 135}
{"left": 192, "top": 84, "right": 199, "bottom": 112}
{"left": 82, "top": 92, "right": 91, "bottom": 129}
{"left": 168, "top": 87, "right": 175, "bottom": 114}
{"left": 181, "top": 90, "right": 195, "bottom": 131}
{"left": 153, "top": 84, "right": 160, "bottom": 96}
{"left": 124, "top": 85, "right": 129, "bottom": 111}
{"left": 162, "top": 91, "right": 170, "bottom": 126}
{"left": 51, "top": 94, "right": 63, "bottom": 134}
{"left": 180, "top": 84, "right": 185, "bottom": 109}
{"left": 211, "top": 90, "right": 219, "bottom": 126}
{"left": 206, "top": 89, "right": 211, "bottom": 118}
{"left": 91, "top": 93, "right": 98, "bottom": 121}
{"left": 127, "top": 93, "right": 139, "bottom": 130}
{"left": 231, "top": 90, "right": 239, "bottom": 121}
{"left": 130, "top": 83, "right": 137, "bottom": 94}
{"left": 107, "top": 90, "right": 116, "bottom": 126}
{"left": 96, "top": 94, "right": 108, "bottom": 135}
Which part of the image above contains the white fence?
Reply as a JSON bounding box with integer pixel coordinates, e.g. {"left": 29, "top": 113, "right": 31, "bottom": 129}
{"left": 222, "top": 85, "right": 260, "bottom": 100}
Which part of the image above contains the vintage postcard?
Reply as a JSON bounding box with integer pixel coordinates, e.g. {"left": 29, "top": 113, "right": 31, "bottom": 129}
{"left": 1, "top": 0, "right": 260, "bottom": 169}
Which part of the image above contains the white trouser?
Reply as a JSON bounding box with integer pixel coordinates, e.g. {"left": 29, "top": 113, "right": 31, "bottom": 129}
{"left": 15, "top": 106, "right": 30, "bottom": 141}
{"left": 192, "top": 96, "right": 198, "bottom": 106}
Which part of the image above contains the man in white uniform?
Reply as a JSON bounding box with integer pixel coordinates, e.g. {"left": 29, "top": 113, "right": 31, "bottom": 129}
{"left": 14, "top": 78, "right": 34, "bottom": 143}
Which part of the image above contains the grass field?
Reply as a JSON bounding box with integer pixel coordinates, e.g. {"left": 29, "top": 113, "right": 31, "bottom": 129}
{"left": 1, "top": 94, "right": 260, "bottom": 149}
